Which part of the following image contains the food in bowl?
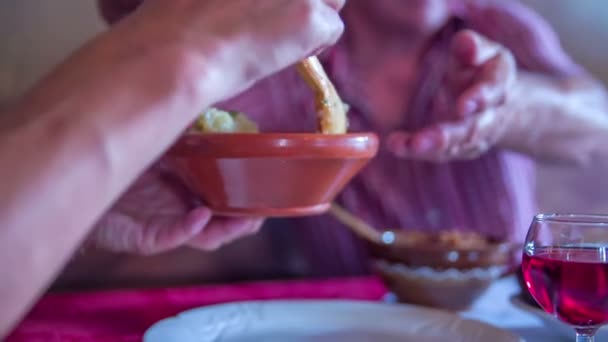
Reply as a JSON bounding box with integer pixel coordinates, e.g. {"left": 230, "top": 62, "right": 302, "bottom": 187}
{"left": 295, "top": 57, "right": 349, "bottom": 134}
{"left": 369, "top": 230, "right": 515, "bottom": 270}
{"left": 190, "top": 57, "right": 349, "bottom": 136}
{"left": 369, "top": 231, "right": 515, "bottom": 311}
{"left": 165, "top": 57, "right": 378, "bottom": 217}
{"left": 192, "top": 108, "right": 259, "bottom": 133}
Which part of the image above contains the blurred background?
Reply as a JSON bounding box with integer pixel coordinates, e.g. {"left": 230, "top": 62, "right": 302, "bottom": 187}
{"left": 1, "top": 0, "right": 607, "bottom": 288}
{"left": 522, "top": 0, "right": 608, "bottom": 213}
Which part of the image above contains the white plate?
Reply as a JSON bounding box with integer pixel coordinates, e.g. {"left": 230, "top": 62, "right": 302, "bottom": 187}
{"left": 510, "top": 295, "right": 608, "bottom": 340}
{"left": 144, "top": 300, "right": 521, "bottom": 342}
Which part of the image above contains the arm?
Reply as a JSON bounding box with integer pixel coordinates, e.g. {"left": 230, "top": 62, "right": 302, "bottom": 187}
{"left": 500, "top": 73, "right": 608, "bottom": 165}
{"left": 0, "top": 25, "right": 220, "bottom": 336}
{"left": 0, "top": 0, "right": 344, "bottom": 334}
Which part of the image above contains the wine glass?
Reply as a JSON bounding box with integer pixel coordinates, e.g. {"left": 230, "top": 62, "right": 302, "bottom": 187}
{"left": 522, "top": 214, "right": 608, "bottom": 342}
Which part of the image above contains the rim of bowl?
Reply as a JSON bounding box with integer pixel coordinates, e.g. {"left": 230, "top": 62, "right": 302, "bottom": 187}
{"left": 169, "top": 132, "right": 379, "bottom": 158}
{"left": 534, "top": 213, "right": 608, "bottom": 226}
{"left": 379, "top": 241, "right": 518, "bottom": 254}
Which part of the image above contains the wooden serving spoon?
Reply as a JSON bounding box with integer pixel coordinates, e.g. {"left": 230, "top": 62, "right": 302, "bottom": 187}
{"left": 328, "top": 203, "right": 406, "bottom": 246}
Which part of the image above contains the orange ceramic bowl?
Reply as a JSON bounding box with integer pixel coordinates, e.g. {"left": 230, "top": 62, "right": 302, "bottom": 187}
{"left": 165, "top": 133, "right": 379, "bottom": 217}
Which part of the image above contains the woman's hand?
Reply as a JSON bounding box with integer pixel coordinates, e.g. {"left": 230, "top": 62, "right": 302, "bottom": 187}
{"left": 90, "top": 165, "right": 264, "bottom": 255}
{"left": 387, "top": 30, "right": 517, "bottom": 162}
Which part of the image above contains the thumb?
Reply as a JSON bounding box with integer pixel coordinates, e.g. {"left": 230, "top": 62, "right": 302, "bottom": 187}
{"left": 139, "top": 207, "right": 213, "bottom": 255}
{"left": 92, "top": 207, "right": 212, "bottom": 255}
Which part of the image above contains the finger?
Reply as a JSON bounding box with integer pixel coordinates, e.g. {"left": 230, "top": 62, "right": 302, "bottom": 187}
{"left": 387, "top": 128, "right": 450, "bottom": 161}
{"left": 139, "top": 207, "right": 213, "bottom": 255}
{"left": 322, "top": 0, "right": 346, "bottom": 11}
{"left": 315, "top": 0, "right": 346, "bottom": 48}
{"left": 299, "top": 0, "right": 345, "bottom": 59}
{"left": 151, "top": 161, "right": 206, "bottom": 208}
{"left": 447, "top": 109, "right": 504, "bottom": 160}
{"left": 415, "top": 124, "right": 470, "bottom": 161}
{"left": 187, "top": 217, "right": 265, "bottom": 251}
{"left": 454, "top": 142, "right": 489, "bottom": 160}
{"left": 388, "top": 124, "right": 463, "bottom": 159}
{"left": 187, "top": 217, "right": 264, "bottom": 251}
{"left": 457, "top": 51, "right": 516, "bottom": 117}
{"left": 388, "top": 118, "right": 480, "bottom": 162}
{"left": 452, "top": 30, "right": 502, "bottom": 67}
{"left": 93, "top": 207, "right": 212, "bottom": 255}
{"left": 450, "top": 30, "right": 503, "bottom": 116}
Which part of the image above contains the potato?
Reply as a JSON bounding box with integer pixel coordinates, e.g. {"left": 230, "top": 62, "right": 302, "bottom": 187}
{"left": 194, "top": 108, "right": 259, "bottom": 133}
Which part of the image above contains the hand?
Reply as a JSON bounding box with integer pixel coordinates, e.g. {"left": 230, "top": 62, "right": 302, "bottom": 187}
{"left": 87, "top": 0, "right": 345, "bottom": 254}
{"left": 97, "top": 0, "right": 345, "bottom": 102}
{"left": 387, "top": 30, "right": 517, "bottom": 162}
{"left": 89, "top": 165, "right": 264, "bottom": 255}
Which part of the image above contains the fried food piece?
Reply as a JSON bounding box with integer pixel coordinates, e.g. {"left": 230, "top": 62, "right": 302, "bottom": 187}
{"left": 194, "top": 56, "right": 347, "bottom": 135}
{"left": 296, "top": 56, "right": 348, "bottom": 134}
{"left": 400, "top": 231, "right": 491, "bottom": 249}
{"left": 194, "top": 107, "right": 259, "bottom": 133}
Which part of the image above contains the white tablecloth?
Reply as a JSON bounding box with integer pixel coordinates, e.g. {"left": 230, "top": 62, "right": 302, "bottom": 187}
{"left": 460, "top": 276, "right": 570, "bottom": 341}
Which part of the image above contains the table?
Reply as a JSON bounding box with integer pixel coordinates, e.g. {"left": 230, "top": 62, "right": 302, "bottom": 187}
{"left": 461, "top": 277, "right": 569, "bottom": 341}
{"left": 7, "top": 276, "right": 566, "bottom": 341}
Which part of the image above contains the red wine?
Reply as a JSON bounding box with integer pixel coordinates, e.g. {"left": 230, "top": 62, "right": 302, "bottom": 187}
{"left": 522, "top": 247, "right": 608, "bottom": 327}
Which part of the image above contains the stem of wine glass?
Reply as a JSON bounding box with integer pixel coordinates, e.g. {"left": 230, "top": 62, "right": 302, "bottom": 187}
{"left": 576, "top": 332, "right": 595, "bottom": 342}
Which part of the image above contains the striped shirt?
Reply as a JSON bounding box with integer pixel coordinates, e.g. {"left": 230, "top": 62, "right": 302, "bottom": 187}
{"left": 218, "top": 0, "right": 583, "bottom": 276}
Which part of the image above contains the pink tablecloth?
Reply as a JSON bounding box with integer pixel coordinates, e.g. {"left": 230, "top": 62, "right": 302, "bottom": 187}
{"left": 8, "top": 277, "right": 387, "bottom": 342}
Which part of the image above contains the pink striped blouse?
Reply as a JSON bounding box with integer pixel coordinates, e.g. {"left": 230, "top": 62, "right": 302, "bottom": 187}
{"left": 217, "top": 0, "right": 583, "bottom": 276}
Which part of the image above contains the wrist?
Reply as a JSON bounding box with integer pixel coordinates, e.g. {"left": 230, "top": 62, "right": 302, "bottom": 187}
{"left": 495, "top": 74, "right": 608, "bottom": 164}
